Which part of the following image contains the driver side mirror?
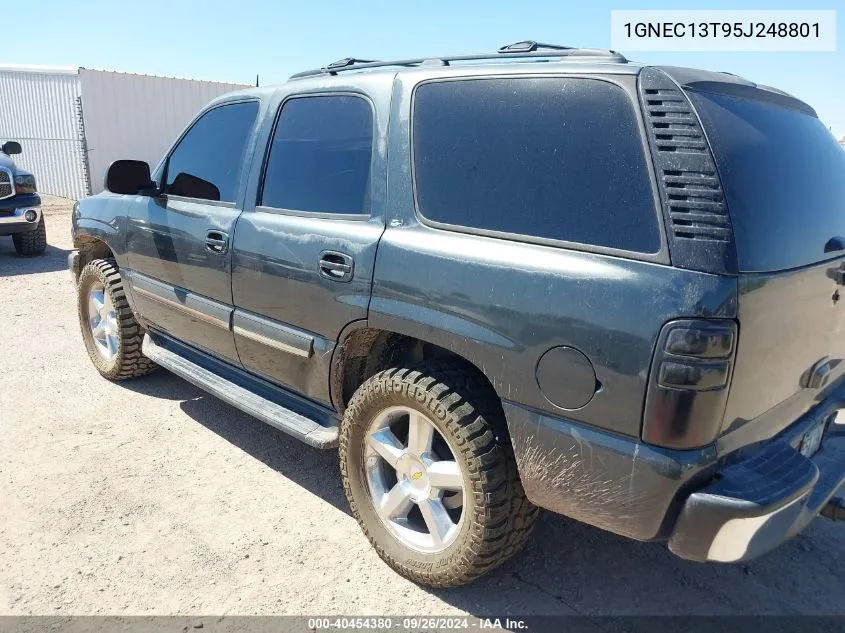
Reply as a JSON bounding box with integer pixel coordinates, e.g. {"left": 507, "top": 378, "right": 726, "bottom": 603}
{"left": 105, "top": 160, "right": 155, "bottom": 195}
{"left": 2, "top": 141, "right": 22, "bottom": 155}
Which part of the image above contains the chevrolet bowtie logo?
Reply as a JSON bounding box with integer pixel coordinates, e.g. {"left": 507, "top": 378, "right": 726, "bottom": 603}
{"left": 410, "top": 471, "right": 423, "bottom": 481}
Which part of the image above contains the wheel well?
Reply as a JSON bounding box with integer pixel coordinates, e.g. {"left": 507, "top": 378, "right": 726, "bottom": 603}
{"left": 74, "top": 237, "right": 115, "bottom": 276}
{"left": 333, "top": 328, "right": 501, "bottom": 416}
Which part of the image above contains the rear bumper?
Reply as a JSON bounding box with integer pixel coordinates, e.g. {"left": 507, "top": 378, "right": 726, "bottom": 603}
{"left": 669, "top": 400, "right": 845, "bottom": 562}
{"left": 505, "top": 392, "right": 845, "bottom": 559}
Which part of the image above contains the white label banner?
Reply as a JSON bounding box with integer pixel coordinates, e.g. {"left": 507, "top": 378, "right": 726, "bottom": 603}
{"left": 611, "top": 10, "right": 836, "bottom": 51}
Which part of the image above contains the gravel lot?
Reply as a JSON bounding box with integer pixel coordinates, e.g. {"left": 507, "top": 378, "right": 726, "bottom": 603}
{"left": 2, "top": 197, "right": 845, "bottom": 619}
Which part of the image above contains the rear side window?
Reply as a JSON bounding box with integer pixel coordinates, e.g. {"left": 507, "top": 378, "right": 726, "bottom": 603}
{"left": 689, "top": 90, "right": 845, "bottom": 272}
{"left": 412, "top": 78, "right": 661, "bottom": 253}
{"left": 165, "top": 101, "right": 259, "bottom": 203}
{"left": 261, "top": 95, "right": 373, "bottom": 214}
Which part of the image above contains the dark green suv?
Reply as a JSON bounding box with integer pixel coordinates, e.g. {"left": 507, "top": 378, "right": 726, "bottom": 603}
{"left": 69, "top": 42, "right": 845, "bottom": 587}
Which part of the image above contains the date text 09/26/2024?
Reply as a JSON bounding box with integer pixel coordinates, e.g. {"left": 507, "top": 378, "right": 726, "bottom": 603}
{"left": 307, "top": 618, "right": 528, "bottom": 630}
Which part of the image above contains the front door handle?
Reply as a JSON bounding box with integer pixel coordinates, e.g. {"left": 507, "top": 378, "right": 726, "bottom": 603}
{"left": 205, "top": 230, "right": 229, "bottom": 254}
{"left": 319, "top": 250, "right": 354, "bottom": 282}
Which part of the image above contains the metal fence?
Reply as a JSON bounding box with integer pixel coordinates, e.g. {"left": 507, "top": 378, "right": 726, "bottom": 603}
{"left": 78, "top": 69, "right": 249, "bottom": 194}
{"left": 0, "top": 66, "right": 249, "bottom": 200}
{"left": 0, "top": 67, "right": 88, "bottom": 199}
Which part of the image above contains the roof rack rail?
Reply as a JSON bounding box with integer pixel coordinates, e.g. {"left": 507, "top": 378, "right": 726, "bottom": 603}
{"left": 289, "top": 41, "right": 627, "bottom": 80}
{"left": 326, "top": 58, "right": 380, "bottom": 70}
{"left": 497, "top": 41, "right": 574, "bottom": 53}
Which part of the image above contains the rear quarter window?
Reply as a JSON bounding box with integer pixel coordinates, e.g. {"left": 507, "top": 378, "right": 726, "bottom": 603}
{"left": 412, "top": 77, "right": 662, "bottom": 254}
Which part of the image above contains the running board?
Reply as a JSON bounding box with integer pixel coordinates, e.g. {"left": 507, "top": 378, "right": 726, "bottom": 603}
{"left": 142, "top": 333, "right": 339, "bottom": 449}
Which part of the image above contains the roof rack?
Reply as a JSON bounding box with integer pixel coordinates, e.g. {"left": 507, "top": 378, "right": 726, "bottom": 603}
{"left": 289, "top": 41, "right": 627, "bottom": 80}
{"left": 326, "top": 58, "right": 380, "bottom": 70}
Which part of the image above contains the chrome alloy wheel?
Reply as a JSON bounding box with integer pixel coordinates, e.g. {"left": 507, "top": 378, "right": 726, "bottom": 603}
{"left": 87, "top": 283, "right": 119, "bottom": 361}
{"left": 364, "top": 406, "right": 466, "bottom": 553}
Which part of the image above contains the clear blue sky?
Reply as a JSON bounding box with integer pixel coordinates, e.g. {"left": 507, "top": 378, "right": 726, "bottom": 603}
{"left": 13, "top": 0, "right": 845, "bottom": 136}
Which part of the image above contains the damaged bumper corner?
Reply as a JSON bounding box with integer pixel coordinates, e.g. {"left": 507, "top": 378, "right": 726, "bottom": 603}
{"left": 502, "top": 400, "right": 718, "bottom": 542}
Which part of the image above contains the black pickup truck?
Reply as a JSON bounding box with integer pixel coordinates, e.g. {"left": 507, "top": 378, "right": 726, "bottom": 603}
{"left": 68, "top": 42, "right": 845, "bottom": 587}
{"left": 0, "top": 141, "right": 45, "bottom": 256}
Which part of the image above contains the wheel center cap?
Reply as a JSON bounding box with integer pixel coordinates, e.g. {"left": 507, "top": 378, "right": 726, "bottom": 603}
{"left": 398, "top": 454, "right": 429, "bottom": 493}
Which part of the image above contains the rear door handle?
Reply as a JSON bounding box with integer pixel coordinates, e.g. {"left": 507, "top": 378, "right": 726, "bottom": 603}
{"left": 205, "top": 230, "right": 229, "bottom": 254}
{"left": 319, "top": 250, "right": 354, "bottom": 282}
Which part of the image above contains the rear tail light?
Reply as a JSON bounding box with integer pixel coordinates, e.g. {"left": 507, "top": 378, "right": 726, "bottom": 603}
{"left": 659, "top": 360, "right": 729, "bottom": 390}
{"left": 643, "top": 319, "right": 737, "bottom": 449}
{"left": 663, "top": 325, "right": 734, "bottom": 360}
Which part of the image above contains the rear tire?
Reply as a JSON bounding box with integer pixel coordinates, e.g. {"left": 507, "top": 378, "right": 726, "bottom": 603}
{"left": 12, "top": 218, "right": 47, "bottom": 256}
{"left": 77, "top": 259, "right": 157, "bottom": 380}
{"left": 340, "top": 363, "right": 538, "bottom": 587}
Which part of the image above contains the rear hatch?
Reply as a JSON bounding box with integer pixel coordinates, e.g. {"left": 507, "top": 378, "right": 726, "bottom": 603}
{"left": 687, "top": 86, "right": 845, "bottom": 441}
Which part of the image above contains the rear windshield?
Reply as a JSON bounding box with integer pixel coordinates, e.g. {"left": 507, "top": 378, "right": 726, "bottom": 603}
{"left": 690, "top": 90, "right": 845, "bottom": 272}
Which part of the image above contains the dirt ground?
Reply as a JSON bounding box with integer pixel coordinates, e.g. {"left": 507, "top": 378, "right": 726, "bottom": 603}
{"left": 2, "top": 196, "right": 845, "bottom": 618}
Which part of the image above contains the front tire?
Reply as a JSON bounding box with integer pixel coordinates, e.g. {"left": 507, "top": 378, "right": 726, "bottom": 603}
{"left": 77, "top": 259, "right": 156, "bottom": 380}
{"left": 340, "top": 363, "right": 538, "bottom": 587}
{"left": 12, "top": 218, "right": 47, "bottom": 255}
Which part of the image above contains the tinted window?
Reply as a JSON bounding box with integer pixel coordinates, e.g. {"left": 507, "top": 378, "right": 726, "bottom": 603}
{"left": 412, "top": 78, "right": 660, "bottom": 253}
{"left": 165, "top": 101, "right": 259, "bottom": 202}
{"left": 261, "top": 96, "right": 373, "bottom": 214}
{"left": 690, "top": 90, "right": 845, "bottom": 272}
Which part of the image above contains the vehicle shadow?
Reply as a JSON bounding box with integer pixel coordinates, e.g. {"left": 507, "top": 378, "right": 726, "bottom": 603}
{"left": 430, "top": 513, "right": 845, "bottom": 618}
{"left": 0, "top": 241, "right": 72, "bottom": 276}
{"left": 120, "top": 371, "right": 350, "bottom": 515}
{"left": 121, "top": 371, "right": 845, "bottom": 617}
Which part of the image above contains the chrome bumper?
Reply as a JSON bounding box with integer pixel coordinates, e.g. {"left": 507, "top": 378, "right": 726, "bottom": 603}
{"left": 0, "top": 206, "right": 41, "bottom": 226}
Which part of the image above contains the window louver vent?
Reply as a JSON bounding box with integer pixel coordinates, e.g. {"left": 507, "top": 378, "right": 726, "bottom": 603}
{"left": 663, "top": 169, "right": 730, "bottom": 242}
{"left": 644, "top": 88, "right": 707, "bottom": 154}
{"left": 641, "top": 84, "right": 731, "bottom": 244}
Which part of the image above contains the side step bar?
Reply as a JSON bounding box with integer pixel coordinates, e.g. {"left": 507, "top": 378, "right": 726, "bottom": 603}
{"left": 142, "top": 333, "right": 339, "bottom": 449}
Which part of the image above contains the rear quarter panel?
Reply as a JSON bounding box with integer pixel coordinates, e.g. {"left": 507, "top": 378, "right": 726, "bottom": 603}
{"left": 370, "top": 225, "right": 737, "bottom": 437}
{"left": 371, "top": 67, "right": 738, "bottom": 439}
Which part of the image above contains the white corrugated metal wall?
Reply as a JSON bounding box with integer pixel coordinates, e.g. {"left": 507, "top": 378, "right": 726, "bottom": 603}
{"left": 0, "top": 66, "right": 248, "bottom": 199}
{"left": 80, "top": 70, "right": 249, "bottom": 194}
{"left": 0, "top": 68, "right": 88, "bottom": 199}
